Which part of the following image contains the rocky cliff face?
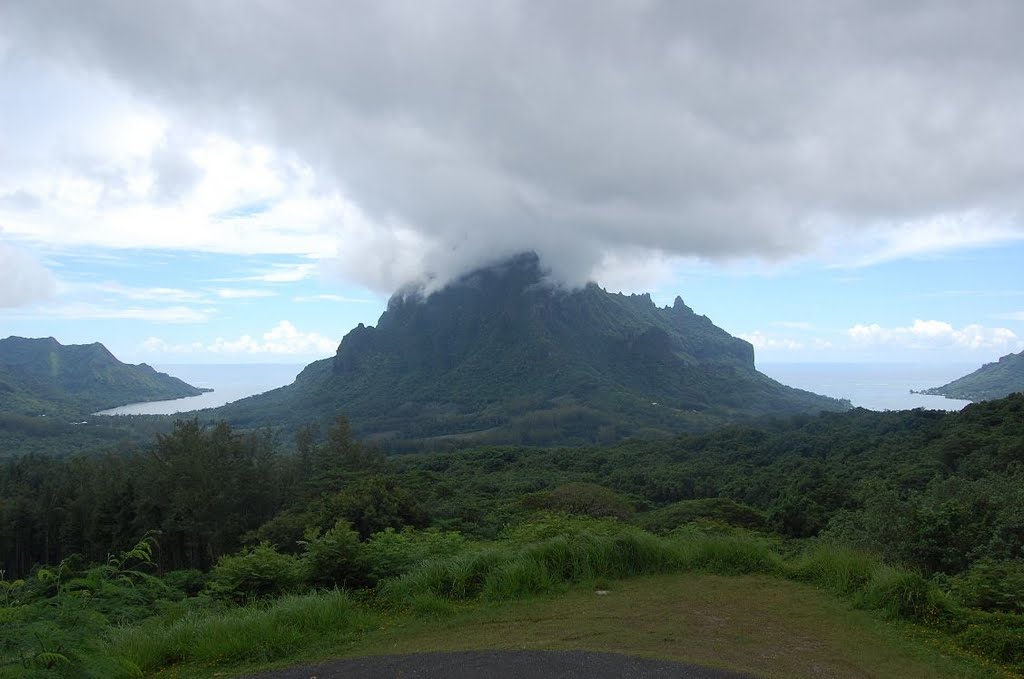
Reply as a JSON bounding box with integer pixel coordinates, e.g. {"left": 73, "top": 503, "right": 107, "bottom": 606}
{"left": 220, "top": 253, "right": 847, "bottom": 446}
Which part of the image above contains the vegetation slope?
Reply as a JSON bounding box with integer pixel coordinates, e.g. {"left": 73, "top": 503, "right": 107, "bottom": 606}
{"left": 0, "top": 336, "right": 206, "bottom": 417}
{"left": 921, "top": 350, "right": 1024, "bottom": 402}
{"left": 3, "top": 395, "right": 1024, "bottom": 676}
{"left": 216, "top": 253, "right": 848, "bottom": 446}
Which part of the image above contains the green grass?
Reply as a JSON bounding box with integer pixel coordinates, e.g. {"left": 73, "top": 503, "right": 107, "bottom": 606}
{"left": 381, "top": 528, "right": 685, "bottom": 606}
{"left": 97, "top": 529, "right": 1022, "bottom": 678}
{"left": 108, "top": 590, "right": 376, "bottom": 675}
{"left": 359, "top": 573, "right": 1004, "bottom": 679}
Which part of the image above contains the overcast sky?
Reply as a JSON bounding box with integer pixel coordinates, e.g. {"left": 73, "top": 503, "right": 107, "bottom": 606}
{"left": 1, "top": 1, "right": 1022, "bottom": 366}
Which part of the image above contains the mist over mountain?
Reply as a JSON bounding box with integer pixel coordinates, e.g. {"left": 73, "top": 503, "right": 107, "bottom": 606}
{"left": 0, "top": 336, "right": 207, "bottom": 417}
{"left": 218, "top": 253, "right": 848, "bottom": 446}
{"left": 919, "top": 350, "right": 1024, "bottom": 402}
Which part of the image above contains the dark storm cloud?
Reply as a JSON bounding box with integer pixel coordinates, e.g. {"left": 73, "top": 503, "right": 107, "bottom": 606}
{"left": 3, "top": 1, "right": 1023, "bottom": 288}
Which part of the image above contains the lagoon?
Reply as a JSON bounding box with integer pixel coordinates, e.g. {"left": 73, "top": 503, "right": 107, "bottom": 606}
{"left": 96, "top": 361, "right": 977, "bottom": 416}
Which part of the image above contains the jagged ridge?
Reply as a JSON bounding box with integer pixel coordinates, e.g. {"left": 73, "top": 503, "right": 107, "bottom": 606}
{"left": 219, "top": 253, "right": 848, "bottom": 446}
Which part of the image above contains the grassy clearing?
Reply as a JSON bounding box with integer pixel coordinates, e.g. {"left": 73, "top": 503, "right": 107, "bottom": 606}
{"left": 104, "top": 528, "right": 1020, "bottom": 678}
{"left": 360, "top": 573, "right": 1003, "bottom": 679}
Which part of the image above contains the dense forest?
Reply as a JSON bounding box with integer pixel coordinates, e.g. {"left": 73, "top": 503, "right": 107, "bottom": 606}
{"left": 4, "top": 395, "right": 1022, "bottom": 584}
{"left": 3, "top": 395, "right": 1023, "bottom": 676}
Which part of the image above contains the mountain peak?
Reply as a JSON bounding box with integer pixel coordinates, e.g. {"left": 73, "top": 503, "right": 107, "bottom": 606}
{"left": 223, "top": 260, "right": 847, "bottom": 446}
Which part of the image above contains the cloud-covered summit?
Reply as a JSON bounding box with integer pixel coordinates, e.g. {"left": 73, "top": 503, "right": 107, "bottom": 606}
{"left": 3, "top": 1, "right": 1024, "bottom": 292}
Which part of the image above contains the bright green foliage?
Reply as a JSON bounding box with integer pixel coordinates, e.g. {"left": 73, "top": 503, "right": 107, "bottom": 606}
{"left": 382, "top": 518, "right": 684, "bottom": 606}
{"left": 0, "top": 536, "right": 164, "bottom": 678}
{"left": 791, "top": 543, "right": 878, "bottom": 596}
{"left": 381, "top": 548, "right": 511, "bottom": 604}
{"left": 362, "top": 527, "right": 468, "bottom": 583}
{"left": 946, "top": 558, "right": 1024, "bottom": 614}
{"left": 4, "top": 394, "right": 1024, "bottom": 675}
{"left": 676, "top": 534, "right": 783, "bottom": 576}
{"left": 109, "top": 589, "right": 372, "bottom": 675}
{"left": 207, "top": 543, "right": 304, "bottom": 603}
{"left": 854, "top": 567, "right": 951, "bottom": 622}
{"left": 299, "top": 520, "right": 364, "bottom": 589}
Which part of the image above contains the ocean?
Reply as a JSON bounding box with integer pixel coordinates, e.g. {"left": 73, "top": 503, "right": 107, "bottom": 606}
{"left": 95, "top": 364, "right": 306, "bottom": 415}
{"left": 758, "top": 362, "right": 975, "bottom": 412}
{"left": 96, "top": 361, "right": 976, "bottom": 416}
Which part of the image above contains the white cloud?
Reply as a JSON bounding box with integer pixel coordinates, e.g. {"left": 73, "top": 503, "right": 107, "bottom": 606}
{"left": 4, "top": 2, "right": 1024, "bottom": 292}
{"left": 90, "top": 282, "right": 203, "bottom": 302}
{"left": 237, "top": 262, "right": 319, "bottom": 284}
{"left": 0, "top": 110, "right": 347, "bottom": 258}
{"left": 215, "top": 288, "right": 276, "bottom": 299}
{"left": 739, "top": 331, "right": 800, "bottom": 352}
{"left": 293, "top": 294, "right": 373, "bottom": 304}
{"left": 0, "top": 238, "right": 56, "bottom": 307}
{"left": 848, "top": 319, "right": 1021, "bottom": 350}
{"left": 1, "top": 303, "right": 213, "bottom": 324}
{"left": 994, "top": 311, "right": 1024, "bottom": 321}
{"left": 143, "top": 321, "right": 337, "bottom": 356}
{"left": 827, "top": 212, "right": 1024, "bottom": 268}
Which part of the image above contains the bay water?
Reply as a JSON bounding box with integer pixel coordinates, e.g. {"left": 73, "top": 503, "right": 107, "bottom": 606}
{"left": 97, "top": 362, "right": 976, "bottom": 416}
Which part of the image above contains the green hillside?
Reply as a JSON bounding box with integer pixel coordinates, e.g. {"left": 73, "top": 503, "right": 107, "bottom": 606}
{"left": 0, "top": 336, "right": 207, "bottom": 417}
{"left": 218, "top": 253, "right": 848, "bottom": 446}
{"left": 920, "top": 350, "right": 1024, "bottom": 401}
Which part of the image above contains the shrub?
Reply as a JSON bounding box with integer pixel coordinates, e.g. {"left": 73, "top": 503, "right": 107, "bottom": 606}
{"left": 639, "top": 498, "right": 767, "bottom": 533}
{"left": 362, "top": 527, "right": 468, "bottom": 584}
{"left": 382, "top": 523, "right": 685, "bottom": 607}
{"left": 381, "top": 548, "right": 510, "bottom": 606}
{"left": 501, "top": 514, "right": 632, "bottom": 545}
{"left": 522, "top": 483, "right": 635, "bottom": 519}
{"left": 947, "top": 558, "right": 1024, "bottom": 614}
{"left": 300, "top": 520, "right": 365, "bottom": 589}
{"left": 677, "top": 534, "right": 783, "bottom": 576}
{"left": 955, "top": 612, "right": 1024, "bottom": 666}
{"left": 161, "top": 569, "right": 209, "bottom": 597}
{"left": 791, "top": 543, "right": 878, "bottom": 595}
{"left": 207, "top": 544, "right": 304, "bottom": 603}
{"left": 246, "top": 509, "right": 316, "bottom": 553}
{"left": 855, "top": 567, "right": 953, "bottom": 623}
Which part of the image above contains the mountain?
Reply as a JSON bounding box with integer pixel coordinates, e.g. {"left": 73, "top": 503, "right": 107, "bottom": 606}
{"left": 218, "top": 253, "right": 849, "bottom": 446}
{"left": 918, "top": 350, "right": 1024, "bottom": 402}
{"left": 0, "top": 336, "right": 208, "bottom": 417}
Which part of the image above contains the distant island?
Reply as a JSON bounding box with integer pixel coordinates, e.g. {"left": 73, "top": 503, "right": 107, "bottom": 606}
{"left": 915, "top": 349, "right": 1024, "bottom": 402}
{"left": 0, "top": 336, "right": 209, "bottom": 418}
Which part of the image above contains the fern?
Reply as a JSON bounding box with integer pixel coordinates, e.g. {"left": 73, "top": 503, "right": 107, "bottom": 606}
{"left": 31, "top": 651, "right": 71, "bottom": 669}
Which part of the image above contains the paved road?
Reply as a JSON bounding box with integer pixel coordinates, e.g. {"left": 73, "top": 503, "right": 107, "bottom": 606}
{"left": 240, "top": 650, "right": 758, "bottom": 678}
